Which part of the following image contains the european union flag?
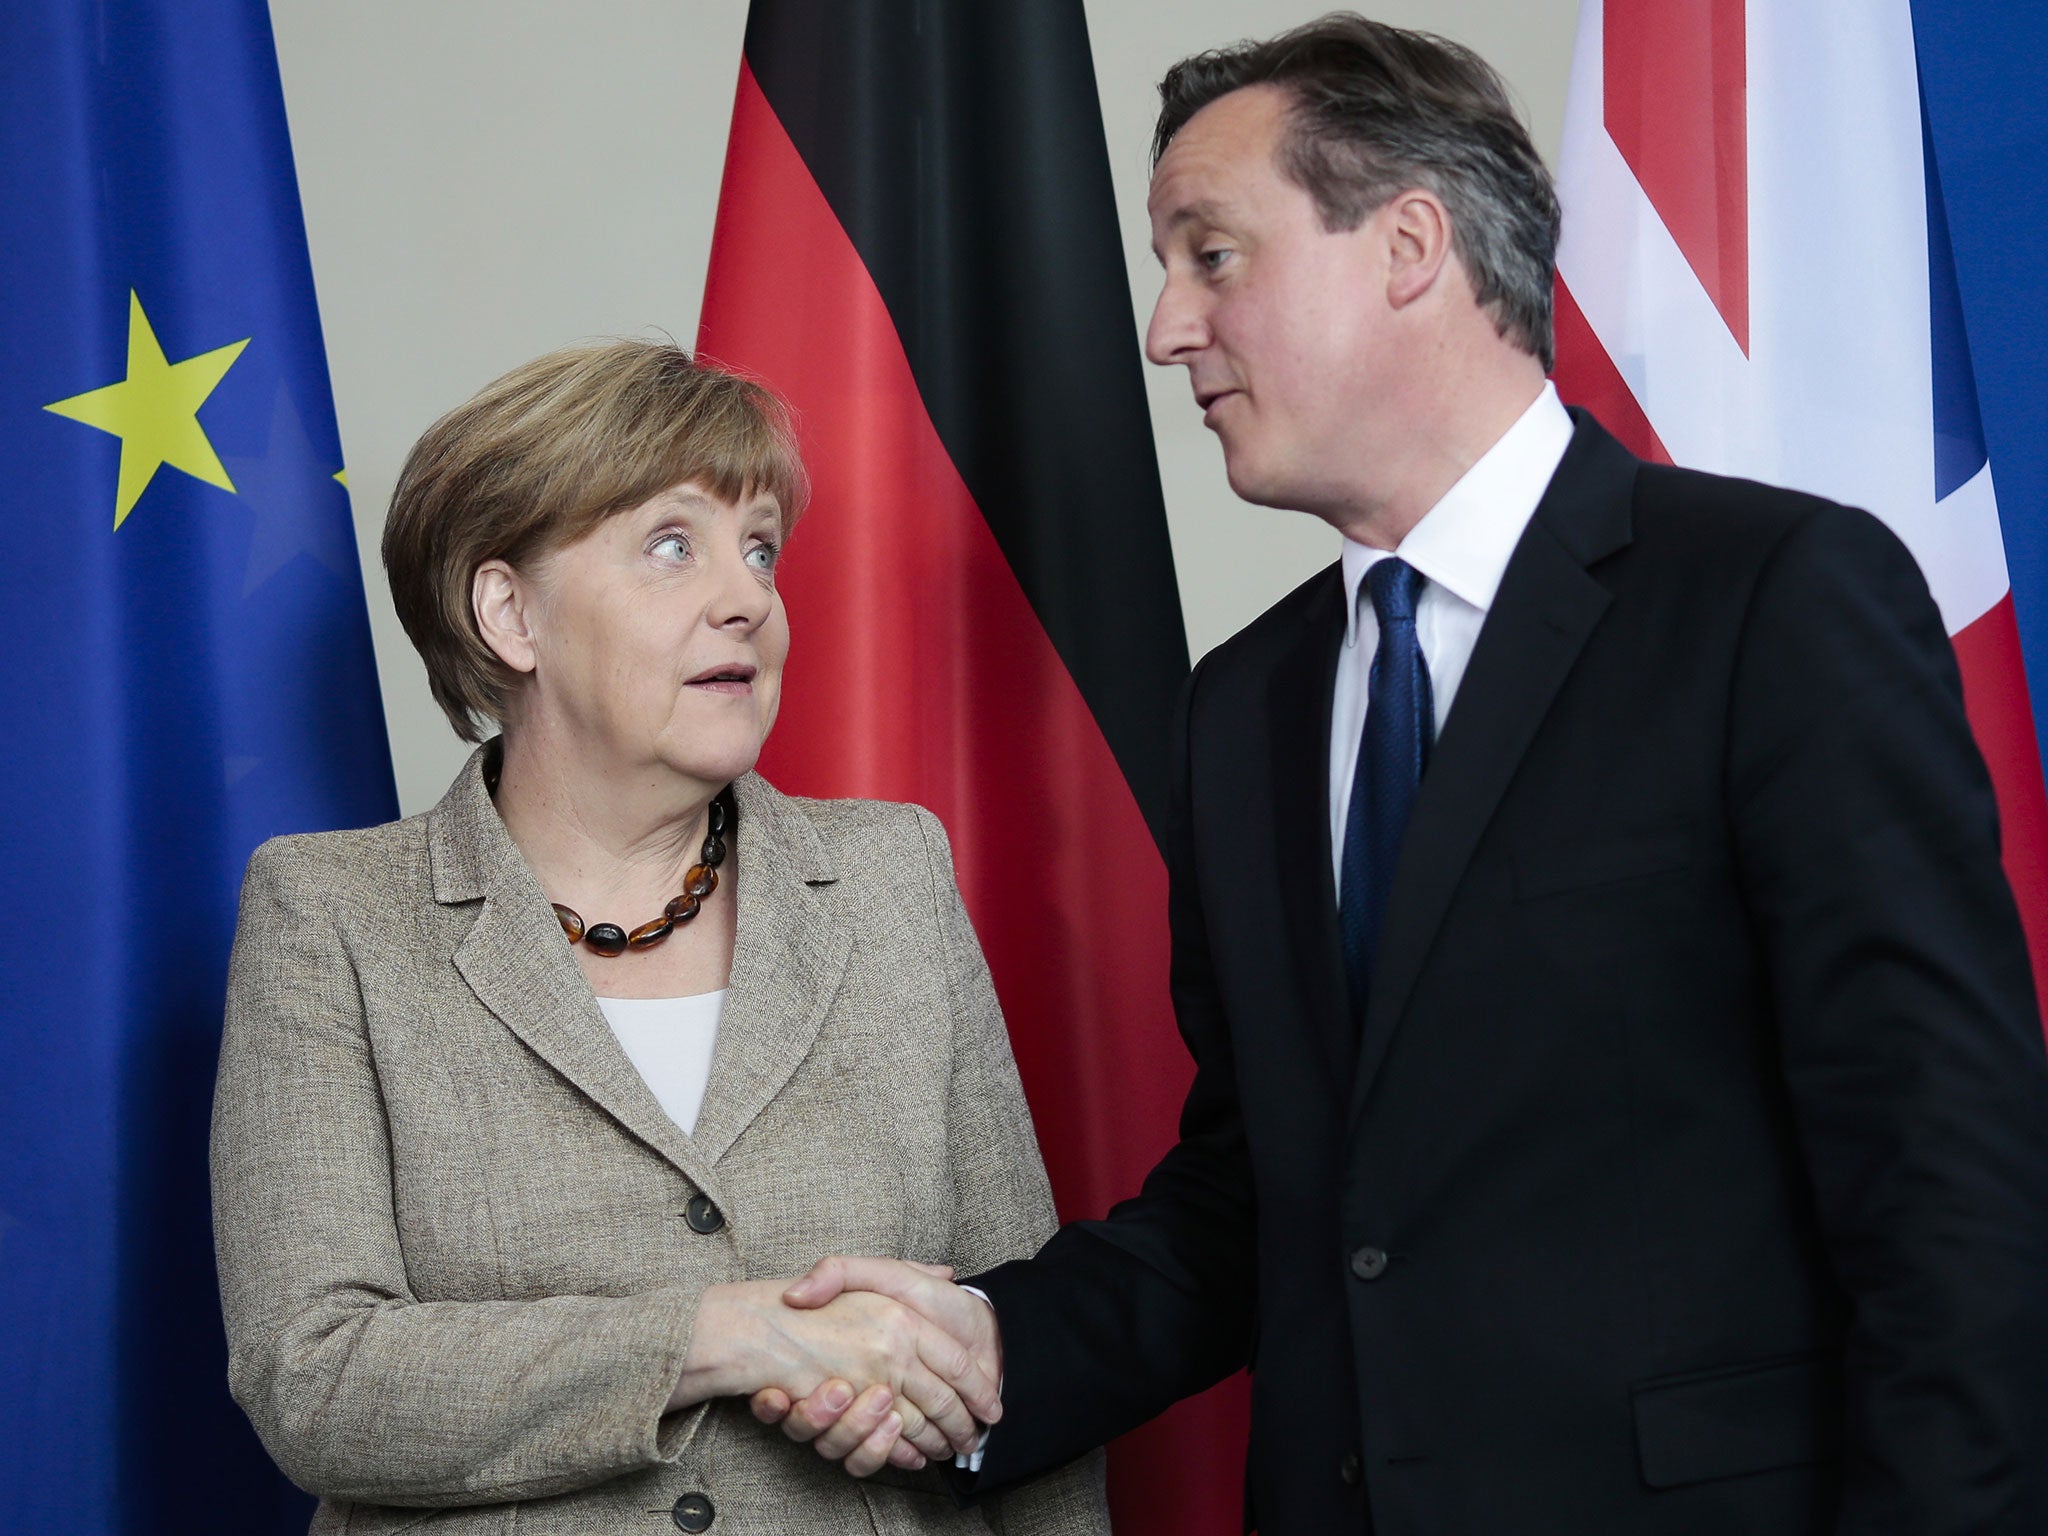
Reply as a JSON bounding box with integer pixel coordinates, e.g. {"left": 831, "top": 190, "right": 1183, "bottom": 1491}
{"left": 0, "top": 2, "right": 395, "bottom": 1530}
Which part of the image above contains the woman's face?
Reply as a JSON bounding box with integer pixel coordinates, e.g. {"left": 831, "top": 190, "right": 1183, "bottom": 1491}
{"left": 499, "top": 480, "right": 789, "bottom": 797}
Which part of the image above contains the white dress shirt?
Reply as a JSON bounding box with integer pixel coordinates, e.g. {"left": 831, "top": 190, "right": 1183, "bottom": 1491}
{"left": 1329, "top": 383, "right": 1575, "bottom": 892}
{"left": 596, "top": 990, "right": 725, "bottom": 1136}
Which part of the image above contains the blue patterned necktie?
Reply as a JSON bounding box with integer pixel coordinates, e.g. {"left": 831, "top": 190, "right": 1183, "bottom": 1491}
{"left": 1339, "top": 557, "right": 1435, "bottom": 1011}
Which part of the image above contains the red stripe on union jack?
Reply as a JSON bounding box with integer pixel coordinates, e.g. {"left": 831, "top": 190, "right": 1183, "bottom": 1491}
{"left": 1603, "top": 0, "right": 1750, "bottom": 354}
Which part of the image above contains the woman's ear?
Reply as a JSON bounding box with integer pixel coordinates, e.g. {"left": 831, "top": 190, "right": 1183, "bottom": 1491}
{"left": 1384, "top": 187, "right": 1453, "bottom": 310}
{"left": 473, "top": 559, "right": 540, "bottom": 675}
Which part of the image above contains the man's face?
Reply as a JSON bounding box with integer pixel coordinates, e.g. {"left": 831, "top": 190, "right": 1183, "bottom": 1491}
{"left": 1146, "top": 84, "right": 1400, "bottom": 514}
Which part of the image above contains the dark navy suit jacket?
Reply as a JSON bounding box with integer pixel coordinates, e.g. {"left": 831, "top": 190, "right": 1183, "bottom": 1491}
{"left": 971, "top": 413, "right": 2048, "bottom": 1534}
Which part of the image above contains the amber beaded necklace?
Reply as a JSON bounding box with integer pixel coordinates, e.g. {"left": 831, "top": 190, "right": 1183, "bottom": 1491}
{"left": 550, "top": 788, "right": 735, "bottom": 958}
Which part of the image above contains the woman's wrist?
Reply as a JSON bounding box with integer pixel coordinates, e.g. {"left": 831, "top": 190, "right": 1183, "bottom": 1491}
{"left": 669, "top": 1280, "right": 780, "bottom": 1410}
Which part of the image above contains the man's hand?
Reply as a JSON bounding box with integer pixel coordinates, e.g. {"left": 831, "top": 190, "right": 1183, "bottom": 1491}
{"left": 749, "top": 1256, "right": 1004, "bottom": 1473}
{"left": 671, "top": 1269, "right": 1000, "bottom": 1475}
{"left": 752, "top": 1377, "right": 929, "bottom": 1475}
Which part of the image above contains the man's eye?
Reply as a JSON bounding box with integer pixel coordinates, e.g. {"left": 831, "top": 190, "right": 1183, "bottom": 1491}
{"left": 1199, "top": 247, "right": 1232, "bottom": 271}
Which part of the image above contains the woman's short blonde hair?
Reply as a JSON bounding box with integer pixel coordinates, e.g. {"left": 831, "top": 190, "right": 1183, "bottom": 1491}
{"left": 382, "top": 341, "right": 808, "bottom": 740}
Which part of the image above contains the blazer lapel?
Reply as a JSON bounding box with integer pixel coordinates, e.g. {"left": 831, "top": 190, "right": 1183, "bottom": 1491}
{"left": 1350, "top": 414, "right": 1639, "bottom": 1126}
{"left": 431, "top": 747, "right": 717, "bottom": 1190}
{"left": 686, "top": 773, "right": 854, "bottom": 1168}
{"left": 1264, "top": 568, "right": 1356, "bottom": 1087}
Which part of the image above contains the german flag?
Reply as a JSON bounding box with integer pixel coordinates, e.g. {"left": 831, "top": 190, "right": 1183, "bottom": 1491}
{"left": 697, "top": 1, "right": 1247, "bottom": 1529}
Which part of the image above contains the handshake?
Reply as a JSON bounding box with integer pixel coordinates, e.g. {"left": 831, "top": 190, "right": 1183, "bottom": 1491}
{"left": 674, "top": 1255, "right": 1005, "bottom": 1478}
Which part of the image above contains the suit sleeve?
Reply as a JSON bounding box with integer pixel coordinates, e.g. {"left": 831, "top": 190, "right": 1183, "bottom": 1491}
{"left": 210, "top": 841, "right": 710, "bottom": 1507}
{"left": 910, "top": 806, "right": 1110, "bottom": 1533}
{"left": 968, "top": 660, "right": 1258, "bottom": 1489}
{"left": 1726, "top": 504, "right": 2048, "bottom": 1534}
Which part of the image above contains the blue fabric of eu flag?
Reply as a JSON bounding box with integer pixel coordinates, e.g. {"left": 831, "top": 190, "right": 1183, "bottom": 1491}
{"left": 0, "top": 2, "right": 395, "bottom": 1530}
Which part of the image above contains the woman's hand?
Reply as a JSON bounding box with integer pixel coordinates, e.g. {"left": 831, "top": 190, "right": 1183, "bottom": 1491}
{"left": 670, "top": 1275, "right": 1000, "bottom": 1475}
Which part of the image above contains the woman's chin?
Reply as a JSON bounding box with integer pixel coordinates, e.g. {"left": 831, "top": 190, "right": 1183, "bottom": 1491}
{"left": 655, "top": 735, "right": 767, "bottom": 791}
{"left": 656, "top": 700, "right": 778, "bottom": 788}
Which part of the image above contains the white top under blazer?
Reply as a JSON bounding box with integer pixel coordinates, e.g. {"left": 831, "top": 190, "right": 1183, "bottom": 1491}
{"left": 595, "top": 990, "right": 726, "bottom": 1137}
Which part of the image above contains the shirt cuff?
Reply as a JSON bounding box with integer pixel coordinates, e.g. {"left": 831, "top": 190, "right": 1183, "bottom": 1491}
{"left": 952, "top": 1285, "right": 996, "bottom": 1473}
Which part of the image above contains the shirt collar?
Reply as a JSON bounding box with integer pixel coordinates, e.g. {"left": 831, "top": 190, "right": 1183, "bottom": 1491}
{"left": 1341, "top": 381, "right": 1575, "bottom": 646}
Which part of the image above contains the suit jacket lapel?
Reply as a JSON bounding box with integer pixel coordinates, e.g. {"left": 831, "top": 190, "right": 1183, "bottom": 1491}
{"left": 687, "top": 774, "right": 853, "bottom": 1167}
{"left": 1264, "top": 569, "right": 1356, "bottom": 1087}
{"left": 430, "top": 747, "right": 719, "bottom": 1191}
{"left": 1349, "top": 414, "right": 1639, "bottom": 1126}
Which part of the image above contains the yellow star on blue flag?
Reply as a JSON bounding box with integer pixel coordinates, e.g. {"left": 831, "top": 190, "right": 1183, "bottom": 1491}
{"left": 43, "top": 289, "right": 249, "bottom": 528}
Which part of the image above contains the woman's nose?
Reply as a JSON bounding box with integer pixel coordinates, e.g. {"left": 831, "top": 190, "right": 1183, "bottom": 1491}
{"left": 709, "top": 546, "right": 774, "bottom": 629}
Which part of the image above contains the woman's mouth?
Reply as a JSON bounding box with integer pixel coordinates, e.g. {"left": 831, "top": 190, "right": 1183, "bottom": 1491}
{"left": 686, "top": 664, "right": 757, "bottom": 696}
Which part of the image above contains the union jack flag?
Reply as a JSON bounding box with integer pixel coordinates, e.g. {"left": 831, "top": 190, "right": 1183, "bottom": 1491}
{"left": 1554, "top": 0, "right": 2048, "bottom": 1013}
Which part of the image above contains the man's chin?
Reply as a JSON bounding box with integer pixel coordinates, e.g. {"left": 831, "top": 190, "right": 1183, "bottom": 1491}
{"left": 1221, "top": 453, "right": 1300, "bottom": 513}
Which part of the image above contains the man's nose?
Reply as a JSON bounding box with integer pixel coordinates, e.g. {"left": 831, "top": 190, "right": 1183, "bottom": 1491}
{"left": 1145, "top": 277, "right": 1206, "bottom": 367}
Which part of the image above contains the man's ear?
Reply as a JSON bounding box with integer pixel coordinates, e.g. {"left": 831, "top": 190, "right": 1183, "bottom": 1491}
{"left": 1384, "top": 188, "right": 1454, "bottom": 310}
{"left": 473, "top": 559, "right": 540, "bottom": 675}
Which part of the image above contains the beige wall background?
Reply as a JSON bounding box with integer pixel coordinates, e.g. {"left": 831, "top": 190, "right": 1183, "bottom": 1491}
{"left": 269, "top": 0, "right": 1580, "bottom": 815}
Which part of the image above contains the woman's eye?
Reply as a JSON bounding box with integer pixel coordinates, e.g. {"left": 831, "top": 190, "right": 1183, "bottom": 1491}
{"left": 651, "top": 533, "right": 690, "bottom": 561}
{"left": 745, "top": 542, "right": 780, "bottom": 573}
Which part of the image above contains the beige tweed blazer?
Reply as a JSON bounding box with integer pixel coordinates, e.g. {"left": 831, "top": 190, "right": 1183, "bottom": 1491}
{"left": 211, "top": 747, "right": 1109, "bottom": 1536}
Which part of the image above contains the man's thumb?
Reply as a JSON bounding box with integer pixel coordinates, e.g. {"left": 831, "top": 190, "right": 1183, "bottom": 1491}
{"left": 783, "top": 1256, "right": 849, "bottom": 1308}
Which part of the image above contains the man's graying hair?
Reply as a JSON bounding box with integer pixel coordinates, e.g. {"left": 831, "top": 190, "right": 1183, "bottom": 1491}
{"left": 1153, "top": 13, "right": 1561, "bottom": 371}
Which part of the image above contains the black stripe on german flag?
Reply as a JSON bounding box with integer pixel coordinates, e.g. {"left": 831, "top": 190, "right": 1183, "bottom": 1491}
{"left": 741, "top": 0, "right": 1187, "bottom": 846}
